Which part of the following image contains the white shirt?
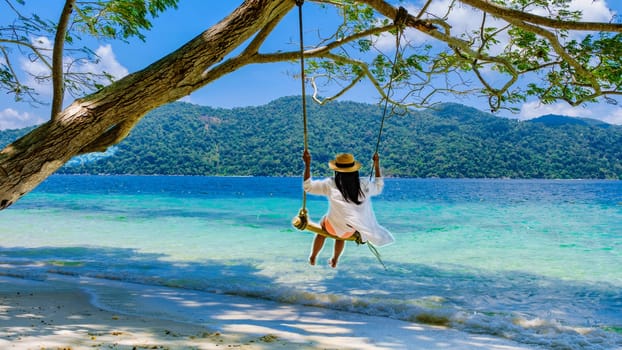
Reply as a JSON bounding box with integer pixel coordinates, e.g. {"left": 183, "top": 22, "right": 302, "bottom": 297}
{"left": 303, "top": 177, "right": 394, "bottom": 247}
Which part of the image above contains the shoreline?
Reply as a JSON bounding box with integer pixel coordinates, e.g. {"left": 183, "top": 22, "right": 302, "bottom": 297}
{"left": 46, "top": 173, "right": 622, "bottom": 181}
{"left": 0, "top": 275, "right": 537, "bottom": 350}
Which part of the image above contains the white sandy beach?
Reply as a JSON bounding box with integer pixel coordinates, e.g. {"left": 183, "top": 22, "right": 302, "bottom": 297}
{"left": 0, "top": 275, "right": 537, "bottom": 350}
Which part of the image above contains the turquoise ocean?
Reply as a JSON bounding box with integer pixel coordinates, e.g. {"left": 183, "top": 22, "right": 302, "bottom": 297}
{"left": 1, "top": 175, "right": 621, "bottom": 349}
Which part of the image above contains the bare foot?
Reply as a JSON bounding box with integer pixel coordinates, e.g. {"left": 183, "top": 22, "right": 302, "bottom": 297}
{"left": 328, "top": 258, "right": 338, "bottom": 268}
{"left": 309, "top": 256, "right": 316, "bottom": 266}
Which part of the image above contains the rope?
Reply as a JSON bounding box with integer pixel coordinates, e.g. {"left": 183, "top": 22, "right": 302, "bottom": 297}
{"left": 370, "top": 6, "right": 407, "bottom": 180}
{"left": 367, "top": 242, "right": 387, "bottom": 270}
{"left": 296, "top": 0, "right": 308, "bottom": 212}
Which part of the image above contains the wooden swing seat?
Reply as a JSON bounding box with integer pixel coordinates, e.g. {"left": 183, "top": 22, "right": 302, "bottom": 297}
{"left": 291, "top": 209, "right": 362, "bottom": 243}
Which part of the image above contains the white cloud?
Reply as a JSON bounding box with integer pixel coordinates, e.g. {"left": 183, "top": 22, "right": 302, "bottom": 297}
{"left": 568, "top": 0, "right": 613, "bottom": 21}
{"left": 394, "top": 0, "right": 510, "bottom": 56}
{"left": 559, "top": 1, "right": 616, "bottom": 42}
{"left": 427, "top": 0, "right": 481, "bottom": 35}
{"left": 0, "top": 108, "right": 45, "bottom": 130}
{"left": 519, "top": 100, "right": 622, "bottom": 125}
{"left": 80, "top": 44, "right": 129, "bottom": 80}
{"left": 496, "top": 0, "right": 614, "bottom": 21}
{"left": 519, "top": 101, "right": 591, "bottom": 120}
{"left": 600, "top": 107, "right": 622, "bottom": 125}
{"left": 20, "top": 38, "right": 128, "bottom": 98}
{"left": 1, "top": 44, "right": 129, "bottom": 131}
{"left": 20, "top": 36, "right": 54, "bottom": 95}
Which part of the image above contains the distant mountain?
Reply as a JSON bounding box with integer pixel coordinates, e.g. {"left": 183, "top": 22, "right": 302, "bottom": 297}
{"left": 528, "top": 114, "right": 613, "bottom": 128}
{"left": 2, "top": 97, "right": 621, "bottom": 179}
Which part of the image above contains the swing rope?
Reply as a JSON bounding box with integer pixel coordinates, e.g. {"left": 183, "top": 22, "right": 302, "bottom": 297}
{"left": 292, "top": 0, "right": 359, "bottom": 243}
{"left": 370, "top": 6, "right": 408, "bottom": 180}
{"left": 296, "top": 0, "right": 309, "bottom": 217}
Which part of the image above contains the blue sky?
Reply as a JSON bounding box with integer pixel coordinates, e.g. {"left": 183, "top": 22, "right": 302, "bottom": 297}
{"left": 1, "top": 0, "right": 621, "bottom": 130}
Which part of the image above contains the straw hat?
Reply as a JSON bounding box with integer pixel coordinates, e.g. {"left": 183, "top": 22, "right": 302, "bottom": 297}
{"left": 328, "top": 153, "right": 361, "bottom": 172}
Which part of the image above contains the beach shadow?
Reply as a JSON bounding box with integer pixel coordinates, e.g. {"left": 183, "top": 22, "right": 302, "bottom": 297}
{"left": 0, "top": 245, "right": 319, "bottom": 348}
{"left": 0, "top": 275, "right": 314, "bottom": 349}
{"left": 0, "top": 247, "right": 544, "bottom": 349}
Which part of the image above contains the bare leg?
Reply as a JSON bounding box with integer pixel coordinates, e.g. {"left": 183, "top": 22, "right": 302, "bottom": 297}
{"left": 309, "top": 234, "right": 326, "bottom": 266}
{"left": 330, "top": 239, "right": 345, "bottom": 268}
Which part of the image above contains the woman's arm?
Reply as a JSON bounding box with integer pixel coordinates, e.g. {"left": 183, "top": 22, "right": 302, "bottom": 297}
{"left": 303, "top": 150, "right": 331, "bottom": 195}
{"left": 367, "top": 152, "right": 384, "bottom": 196}
{"left": 303, "top": 149, "right": 311, "bottom": 180}
{"left": 373, "top": 152, "right": 381, "bottom": 178}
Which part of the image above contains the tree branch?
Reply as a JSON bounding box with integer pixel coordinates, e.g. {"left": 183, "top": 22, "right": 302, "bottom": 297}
{"left": 245, "top": 23, "right": 397, "bottom": 64}
{"left": 310, "top": 71, "right": 364, "bottom": 105}
{"left": 51, "top": 0, "right": 76, "bottom": 120}
{"left": 0, "top": 38, "right": 53, "bottom": 71}
{"left": 506, "top": 17, "right": 600, "bottom": 94}
{"left": 563, "top": 90, "right": 622, "bottom": 107}
{"left": 79, "top": 120, "right": 137, "bottom": 154}
{"left": 240, "top": 6, "right": 285, "bottom": 56}
{"left": 459, "top": 0, "right": 622, "bottom": 32}
{"left": 0, "top": 46, "right": 37, "bottom": 101}
{"left": 196, "top": 21, "right": 398, "bottom": 91}
{"left": 416, "top": 0, "right": 433, "bottom": 20}
{"left": 311, "top": 52, "right": 420, "bottom": 108}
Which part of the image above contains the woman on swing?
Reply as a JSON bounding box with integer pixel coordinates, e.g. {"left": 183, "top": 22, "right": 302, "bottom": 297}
{"left": 302, "top": 150, "right": 394, "bottom": 268}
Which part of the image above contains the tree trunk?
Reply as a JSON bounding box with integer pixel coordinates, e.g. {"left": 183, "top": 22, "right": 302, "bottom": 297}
{"left": 0, "top": 0, "right": 294, "bottom": 209}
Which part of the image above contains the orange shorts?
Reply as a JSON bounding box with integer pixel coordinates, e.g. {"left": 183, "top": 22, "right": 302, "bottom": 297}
{"left": 321, "top": 217, "right": 356, "bottom": 238}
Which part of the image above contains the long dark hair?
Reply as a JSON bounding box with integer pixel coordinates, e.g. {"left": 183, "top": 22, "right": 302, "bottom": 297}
{"left": 335, "top": 171, "right": 365, "bottom": 205}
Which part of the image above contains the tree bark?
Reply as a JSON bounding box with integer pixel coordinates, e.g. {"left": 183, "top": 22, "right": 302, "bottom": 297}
{"left": 0, "top": 0, "right": 294, "bottom": 209}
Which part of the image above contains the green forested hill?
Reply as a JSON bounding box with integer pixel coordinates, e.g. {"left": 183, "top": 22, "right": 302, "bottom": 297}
{"left": 3, "top": 96, "right": 622, "bottom": 178}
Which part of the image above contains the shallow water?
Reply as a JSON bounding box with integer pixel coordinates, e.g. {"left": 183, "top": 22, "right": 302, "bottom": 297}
{"left": 1, "top": 175, "right": 621, "bottom": 349}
